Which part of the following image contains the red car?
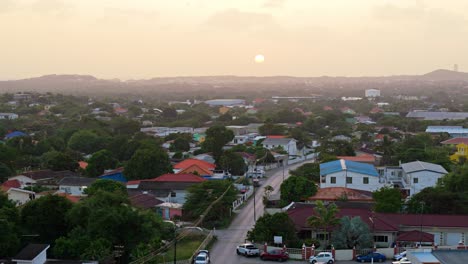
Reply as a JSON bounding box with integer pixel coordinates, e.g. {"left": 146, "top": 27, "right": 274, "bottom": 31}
{"left": 260, "top": 249, "right": 289, "bottom": 262}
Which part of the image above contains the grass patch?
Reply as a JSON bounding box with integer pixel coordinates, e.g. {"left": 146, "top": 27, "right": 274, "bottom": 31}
{"left": 157, "top": 234, "right": 205, "bottom": 262}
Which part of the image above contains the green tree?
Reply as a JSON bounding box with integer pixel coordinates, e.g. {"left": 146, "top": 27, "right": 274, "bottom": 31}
{"left": 406, "top": 187, "right": 463, "bottom": 214}
{"left": 183, "top": 180, "right": 237, "bottom": 228}
{"left": 21, "top": 195, "right": 73, "bottom": 243}
{"left": 289, "top": 163, "right": 320, "bottom": 183}
{"left": 372, "top": 187, "right": 402, "bottom": 213}
{"left": 332, "top": 217, "right": 373, "bottom": 249}
{"left": 41, "top": 151, "right": 79, "bottom": 171}
{"left": 0, "top": 191, "right": 20, "bottom": 256}
{"left": 68, "top": 130, "right": 102, "bottom": 154}
{"left": 218, "top": 151, "right": 247, "bottom": 176}
{"left": 0, "top": 162, "right": 13, "bottom": 183}
{"left": 307, "top": 201, "right": 340, "bottom": 247}
{"left": 85, "top": 149, "right": 118, "bottom": 177}
{"left": 280, "top": 176, "right": 317, "bottom": 206}
{"left": 201, "top": 126, "right": 234, "bottom": 162}
{"left": 259, "top": 122, "right": 286, "bottom": 136}
{"left": 247, "top": 212, "right": 298, "bottom": 245}
{"left": 170, "top": 138, "right": 190, "bottom": 152}
{"left": 124, "top": 147, "right": 172, "bottom": 180}
{"left": 84, "top": 179, "right": 127, "bottom": 196}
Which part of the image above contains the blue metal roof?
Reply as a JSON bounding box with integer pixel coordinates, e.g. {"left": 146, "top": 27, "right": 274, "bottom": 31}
{"left": 5, "top": 131, "right": 28, "bottom": 139}
{"left": 320, "top": 159, "right": 379, "bottom": 177}
{"left": 99, "top": 172, "right": 127, "bottom": 183}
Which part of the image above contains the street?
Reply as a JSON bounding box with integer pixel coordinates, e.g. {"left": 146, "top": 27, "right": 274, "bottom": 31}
{"left": 210, "top": 161, "right": 311, "bottom": 264}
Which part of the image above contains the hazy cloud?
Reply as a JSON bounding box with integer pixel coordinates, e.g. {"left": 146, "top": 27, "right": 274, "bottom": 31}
{"left": 30, "top": 0, "right": 73, "bottom": 16}
{"left": 372, "top": 3, "right": 426, "bottom": 20}
{"left": 204, "top": 8, "right": 278, "bottom": 32}
{"left": 263, "top": 0, "right": 286, "bottom": 8}
{"left": 0, "top": 0, "right": 15, "bottom": 14}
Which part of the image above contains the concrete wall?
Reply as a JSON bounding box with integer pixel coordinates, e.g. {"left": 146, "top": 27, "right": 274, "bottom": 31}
{"left": 321, "top": 171, "right": 383, "bottom": 192}
{"left": 334, "top": 249, "right": 353, "bottom": 261}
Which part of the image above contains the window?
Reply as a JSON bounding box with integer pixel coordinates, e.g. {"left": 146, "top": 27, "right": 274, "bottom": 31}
{"left": 316, "top": 233, "right": 329, "bottom": 241}
{"left": 346, "top": 177, "right": 352, "bottom": 184}
{"left": 363, "top": 177, "right": 369, "bottom": 184}
{"left": 413, "top": 177, "right": 419, "bottom": 184}
{"left": 374, "top": 236, "right": 388, "bottom": 242}
{"left": 330, "top": 177, "right": 336, "bottom": 184}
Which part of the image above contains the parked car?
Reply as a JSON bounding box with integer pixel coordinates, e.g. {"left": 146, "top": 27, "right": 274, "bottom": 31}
{"left": 194, "top": 251, "right": 210, "bottom": 264}
{"left": 236, "top": 243, "right": 260, "bottom": 257}
{"left": 260, "top": 249, "right": 289, "bottom": 262}
{"left": 309, "top": 252, "right": 334, "bottom": 264}
{"left": 356, "top": 252, "right": 386, "bottom": 263}
{"left": 393, "top": 251, "right": 407, "bottom": 260}
{"left": 392, "top": 257, "right": 411, "bottom": 264}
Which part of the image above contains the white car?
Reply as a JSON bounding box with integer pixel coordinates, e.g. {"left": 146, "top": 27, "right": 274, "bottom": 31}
{"left": 194, "top": 252, "right": 210, "bottom": 264}
{"left": 236, "top": 243, "right": 260, "bottom": 256}
{"left": 309, "top": 252, "right": 334, "bottom": 264}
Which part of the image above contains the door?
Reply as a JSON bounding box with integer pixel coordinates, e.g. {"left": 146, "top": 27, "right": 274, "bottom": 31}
{"left": 446, "top": 233, "right": 461, "bottom": 246}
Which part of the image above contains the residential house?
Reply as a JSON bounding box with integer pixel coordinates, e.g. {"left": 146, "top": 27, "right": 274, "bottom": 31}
{"left": 320, "top": 159, "right": 383, "bottom": 192}
{"left": 286, "top": 202, "right": 468, "bottom": 247}
{"left": 3, "top": 187, "right": 36, "bottom": 206}
{"left": 426, "top": 126, "right": 468, "bottom": 137}
{"left": 331, "top": 135, "right": 352, "bottom": 142}
{"left": 58, "top": 177, "right": 97, "bottom": 196}
{"left": 441, "top": 137, "right": 468, "bottom": 146}
{"left": 226, "top": 125, "right": 248, "bottom": 136}
{"left": 13, "top": 244, "right": 50, "bottom": 264}
{"left": 99, "top": 167, "right": 127, "bottom": 183}
{"left": 261, "top": 138, "right": 297, "bottom": 156}
{"left": 408, "top": 112, "right": 468, "bottom": 121}
{"left": 0, "top": 113, "right": 19, "bottom": 120}
{"left": 9, "top": 170, "right": 79, "bottom": 189}
{"left": 173, "top": 158, "right": 216, "bottom": 175}
{"left": 5, "top": 131, "right": 28, "bottom": 140}
{"left": 449, "top": 143, "right": 468, "bottom": 163}
{"left": 129, "top": 191, "right": 164, "bottom": 210}
{"left": 230, "top": 135, "right": 250, "bottom": 145}
{"left": 156, "top": 202, "right": 183, "bottom": 220}
{"left": 137, "top": 173, "right": 206, "bottom": 205}
{"left": 365, "top": 89, "right": 381, "bottom": 97}
{"left": 340, "top": 107, "right": 356, "bottom": 115}
{"left": 384, "top": 161, "right": 448, "bottom": 196}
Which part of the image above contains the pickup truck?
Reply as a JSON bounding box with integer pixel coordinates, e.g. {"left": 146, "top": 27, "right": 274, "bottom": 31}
{"left": 236, "top": 243, "right": 260, "bottom": 257}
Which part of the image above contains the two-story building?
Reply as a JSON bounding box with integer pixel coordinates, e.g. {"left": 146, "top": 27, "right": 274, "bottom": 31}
{"left": 261, "top": 138, "right": 297, "bottom": 156}
{"left": 58, "top": 177, "right": 97, "bottom": 196}
{"left": 320, "top": 159, "right": 383, "bottom": 192}
{"left": 449, "top": 143, "right": 468, "bottom": 163}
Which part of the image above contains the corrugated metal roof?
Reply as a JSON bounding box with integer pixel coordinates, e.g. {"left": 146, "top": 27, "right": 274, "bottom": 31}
{"left": 400, "top": 161, "right": 448, "bottom": 174}
{"left": 319, "top": 159, "right": 379, "bottom": 177}
{"left": 426, "top": 125, "right": 468, "bottom": 133}
{"left": 408, "top": 112, "right": 468, "bottom": 120}
{"left": 262, "top": 138, "right": 294, "bottom": 145}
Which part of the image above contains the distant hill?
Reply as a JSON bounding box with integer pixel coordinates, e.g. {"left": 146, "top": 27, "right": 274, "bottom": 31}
{"left": 0, "top": 69, "right": 467, "bottom": 95}
{"left": 420, "top": 69, "right": 468, "bottom": 81}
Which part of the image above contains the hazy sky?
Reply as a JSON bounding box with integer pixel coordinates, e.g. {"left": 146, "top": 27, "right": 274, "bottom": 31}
{"left": 1, "top": 0, "right": 467, "bottom": 79}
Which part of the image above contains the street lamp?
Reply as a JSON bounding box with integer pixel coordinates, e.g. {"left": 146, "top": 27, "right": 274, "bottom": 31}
{"left": 419, "top": 201, "right": 425, "bottom": 248}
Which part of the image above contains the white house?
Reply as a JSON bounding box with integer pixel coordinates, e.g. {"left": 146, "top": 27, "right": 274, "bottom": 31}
{"left": 400, "top": 161, "right": 447, "bottom": 196}
{"left": 261, "top": 138, "right": 297, "bottom": 156}
{"left": 6, "top": 188, "right": 36, "bottom": 206}
{"left": 0, "top": 113, "right": 19, "bottom": 120}
{"left": 58, "top": 177, "right": 97, "bottom": 196}
{"left": 320, "top": 159, "right": 383, "bottom": 192}
{"left": 230, "top": 135, "right": 249, "bottom": 145}
{"left": 365, "top": 89, "right": 381, "bottom": 98}
{"left": 8, "top": 175, "right": 36, "bottom": 188}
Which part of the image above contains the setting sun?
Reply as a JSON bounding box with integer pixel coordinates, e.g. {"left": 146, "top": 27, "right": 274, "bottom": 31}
{"left": 254, "top": 54, "right": 265, "bottom": 63}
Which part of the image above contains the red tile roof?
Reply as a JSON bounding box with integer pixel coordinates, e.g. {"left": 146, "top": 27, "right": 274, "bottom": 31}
{"left": 267, "top": 135, "right": 287, "bottom": 139}
{"left": 173, "top": 159, "right": 215, "bottom": 170}
{"left": 336, "top": 154, "right": 376, "bottom": 163}
{"left": 177, "top": 164, "right": 213, "bottom": 176}
{"left": 308, "top": 187, "right": 374, "bottom": 202}
{"left": 2, "top": 179, "right": 21, "bottom": 190}
{"left": 286, "top": 202, "right": 468, "bottom": 232}
{"left": 397, "top": 230, "right": 434, "bottom": 243}
{"left": 78, "top": 161, "right": 88, "bottom": 170}
{"left": 441, "top": 137, "right": 468, "bottom": 145}
{"left": 150, "top": 173, "right": 206, "bottom": 183}
{"left": 57, "top": 193, "right": 81, "bottom": 203}
{"left": 127, "top": 180, "right": 142, "bottom": 185}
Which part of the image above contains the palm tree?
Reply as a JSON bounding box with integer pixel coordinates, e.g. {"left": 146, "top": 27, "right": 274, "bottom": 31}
{"left": 307, "top": 201, "right": 340, "bottom": 248}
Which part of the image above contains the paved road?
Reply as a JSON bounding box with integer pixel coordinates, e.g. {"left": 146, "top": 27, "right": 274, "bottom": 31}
{"left": 210, "top": 161, "right": 312, "bottom": 264}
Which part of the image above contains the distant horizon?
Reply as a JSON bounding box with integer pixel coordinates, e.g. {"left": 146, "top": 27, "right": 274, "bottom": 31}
{"left": 0, "top": 68, "right": 465, "bottom": 82}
